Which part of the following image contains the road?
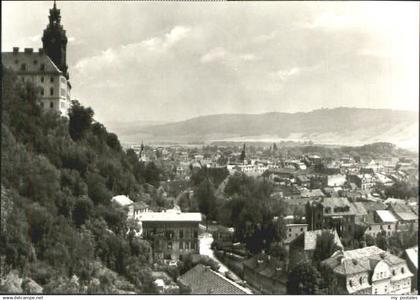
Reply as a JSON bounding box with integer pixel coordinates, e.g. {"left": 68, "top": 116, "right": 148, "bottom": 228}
{"left": 199, "top": 230, "right": 253, "bottom": 294}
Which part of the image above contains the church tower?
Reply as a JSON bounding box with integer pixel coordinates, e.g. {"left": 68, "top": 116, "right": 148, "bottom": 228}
{"left": 42, "top": 1, "right": 69, "bottom": 79}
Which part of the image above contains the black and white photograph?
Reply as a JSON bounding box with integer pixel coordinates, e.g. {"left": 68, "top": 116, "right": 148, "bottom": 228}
{"left": 1, "top": 0, "right": 418, "bottom": 297}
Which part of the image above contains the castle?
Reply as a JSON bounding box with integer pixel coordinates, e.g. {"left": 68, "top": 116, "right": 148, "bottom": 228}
{"left": 2, "top": 1, "right": 71, "bottom": 115}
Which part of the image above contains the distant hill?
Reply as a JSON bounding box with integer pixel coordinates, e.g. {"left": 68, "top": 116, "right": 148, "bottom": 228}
{"left": 119, "top": 108, "right": 418, "bottom": 151}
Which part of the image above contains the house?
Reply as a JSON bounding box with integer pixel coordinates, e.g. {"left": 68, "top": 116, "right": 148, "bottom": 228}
{"left": 347, "top": 174, "right": 375, "bottom": 191}
{"left": 178, "top": 264, "right": 251, "bottom": 294}
{"left": 242, "top": 255, "right": 287, "bottom": 294}
{"left": 111, "top": 195, "right": 134, "bottom": 207}
{"left": 1, "top": 2, "right": 71, "bottom": 115}
{"left": 300, "top": 189, "right": 325, "bottom": 198}
{"left": 139, "top": 211, "right": 202, "bottom": 262}
{"left": 296, "top": 175, "right": 311, "bottom": 188}
{"left": 363, "top": 210, "right": 398, "bottom": 238}
{"left": 387, "top": 203, "right": 418, "bottom": 233}
{"left": 305, "top": 197, "right": 363, "bottom": 237}
{"left": 288, "top": 229, "right": 343, "bottom": 269}
{"left": 321, "top": 246, "right": 413, "bottom": 295}
{"left": 403, "top": 247, "right": 418, "bottom": 291}
{"left": 327, "top": 174, "right": 347, "bottom": 187}
{"left": 284, "top": 224, "right": 308, "bottom": 247}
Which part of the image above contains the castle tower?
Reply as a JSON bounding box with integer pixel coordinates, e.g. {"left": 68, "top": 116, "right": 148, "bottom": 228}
{"left": 42, "top": 0, "right": 69, "bottom": 79}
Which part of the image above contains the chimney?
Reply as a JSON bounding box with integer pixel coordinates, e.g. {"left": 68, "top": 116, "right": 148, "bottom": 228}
{"left": 13, "top": 47, "right": 19, "bottom": 54}
{"left": 24, "top": 48, "right": 33, "bottom": 54}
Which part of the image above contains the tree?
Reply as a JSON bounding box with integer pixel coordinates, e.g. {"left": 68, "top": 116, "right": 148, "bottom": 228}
{"left": 375, "top": 230, "right": 389, "bottom": 251}
{"left": 313, "top": 231, "right": 341, "bottom": 265}
{"left": 144, "top": 162, "right": 161, "bottom": 187}
{"left": 240, "top": 144, "right": 246, "bottom": 162}
{"left": 72, "top": 196, "right": 93, "bottom": 227}
{"left": 287, "top": 262, "right": 325, "bottom": 295}
{"left": 68, "top": 100, "right": 94, "bottom": 141}
{"left": 195, "top": 179, "right": 217, "bottom": 228}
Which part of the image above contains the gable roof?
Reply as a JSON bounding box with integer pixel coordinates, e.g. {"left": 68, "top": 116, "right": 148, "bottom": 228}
{"left": 2, "top": 51, "right": 62, "bottom": 74}
{"left": 375, "top": 210, "right": 398, "bottom": 223}
{"left": 405, "top": 247, "right": 418, "bottom": 270}
{"left": 178, "top": 264, "right": 250, "bottom": 294}
{"left": 322, "top": 246, "right": 408, "bottom": 276}
{"left": 303, "top": 229, "right": 343, "bottom": 251}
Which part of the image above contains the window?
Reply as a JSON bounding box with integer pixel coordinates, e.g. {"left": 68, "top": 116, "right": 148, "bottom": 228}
{"left": 167, "top": 242, "right": 172, "bottom": 250}
{"left": 388, "top": 225, "right": 391, "bottom": 229}
{"left": 41, "top": 76, "right": 44, "bottom": 83}
{"left": 300, "top": 228, "right": 303, "bottom": 232}
{"left": 368, "top": 226, "right": 371, "bottom": 230}
{"left": 401, "top": 267, "right": 404, "bottom": 274}
{"left": 349, "top": 280, "right": 353, "bottom": 287}
{"left": 40, "top": 64, "right": 45, "bottom": 71}
{"left": 40, "top": 88, "right": 44, "bottom": 96}
{"left": 50, "top": 102, "right": 53, "bottom": 109}
{"left": 289, "top": 228, "right": 292, "bottom": 232}
{"left": 50, "top": 76, "right": 54, "bottom": 83}
{"left": 359, "top": 277, "right": 363, "bottom": 285}
{"left": 50, "top": 88, "right": 54, "bottom": 96}
{"left": 179, "top": 230, "right": 184, "bottom": 239}
{"left": 288, "top": 234, "right": 292, "bottom": 237}
{"left": 20, "top": 63, "right": 27, "bottom": 71}
{"left": 191, "top": 242, "right": 196, "bottom": 250}
{"left": 33, "top": 60, "right": 38, "bottom": 65}
{"left": 194, "top": 230, "right": 198, "bottom": 238}
{"left": 60, "top": 102, "right": 65, "bottom": 108}
{"left": 392, "top": 270, "right": 396, "bottom": 276}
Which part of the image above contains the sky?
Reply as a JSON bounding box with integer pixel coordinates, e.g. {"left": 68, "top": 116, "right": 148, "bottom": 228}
{"left": 2, "top": 1, "right": 419, "bottom": 124}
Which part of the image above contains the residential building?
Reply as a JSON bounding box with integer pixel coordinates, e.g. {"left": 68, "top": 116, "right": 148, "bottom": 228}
{"left": 288, "top": 229, "right": 343, "bottom": 269}
{"left": 284, "top": 223, "right": 308, "bottom": 246}
{"left": 242, "top": 255, "right": 287, "bottom": 294}
{"left": 321, "top": 246, "right": 413, "bottom": 295}
{"left": 403, "top": 247, "right": 418, "bottom": 292}
{"left": 363, "top": 210, "right": 398, "bottom": 238}
{"left": 305, "top": 197, "right": 363, "bottom": 237}
{"left": 139, "top": 211, "right": 202, "bottom": 261}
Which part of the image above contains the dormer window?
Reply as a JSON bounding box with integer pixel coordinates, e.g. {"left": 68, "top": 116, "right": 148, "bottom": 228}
{"left": 349, "top": 280, "right": 353, "bottom": 287}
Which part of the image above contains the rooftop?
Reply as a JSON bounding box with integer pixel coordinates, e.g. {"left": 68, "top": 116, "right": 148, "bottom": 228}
{"left": 178, "top": 264, "right": 251, "bottom": 294}
{"left": 138, "top": 211, "right": 202, "bottom": 222}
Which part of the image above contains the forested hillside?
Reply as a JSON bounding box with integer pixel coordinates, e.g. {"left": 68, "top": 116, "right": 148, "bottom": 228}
{"left": 0, "top": 67, "right": 163, "bottom": 293}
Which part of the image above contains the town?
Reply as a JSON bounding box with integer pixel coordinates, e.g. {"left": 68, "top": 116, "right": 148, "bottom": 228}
{"left": 1, "top": 1, "right": 418, "bottom": 296}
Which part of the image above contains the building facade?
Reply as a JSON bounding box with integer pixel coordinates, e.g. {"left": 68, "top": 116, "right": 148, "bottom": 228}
{"left": 1, "top": 1, "right": 71, "bottom": 115}
{"left": 139, "top": 211, "right": 202, "bottom": 262}
{"left": 321, "top": 246, "right": 413, "bottom": 295}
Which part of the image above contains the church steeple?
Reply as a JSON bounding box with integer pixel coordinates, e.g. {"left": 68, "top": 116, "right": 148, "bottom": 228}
{"left": 42, "top": 0, "right": 69, "bottom": 79}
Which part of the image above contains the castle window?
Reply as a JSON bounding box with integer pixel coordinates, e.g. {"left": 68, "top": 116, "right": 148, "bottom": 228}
{"left": 50, "top": 102, "right": 54, "bottom": 109}
{"left": 15, "top": 59, "right": 19, "bottom": 64}
{"left": 41, "top": 76, "right": 44, "bottom": 83}
{"left": 33, "top": 60, "right": 38, "bottom": 65}
{"left": 401, "top": 267, "right": 404, "bottom": 274}
{"left": 40, "top": 64, "right": 45, "bottom": 71}
{"left": 20, "top": 63, "right": 27, "bottom": 71}
{"left": 50, "top": 77, "right": 54, "bottom": 83}
{"left": 40, "top": 88, "right": 44, "bottom": 96}
{"left": 50, "top": 88, "right": 54, "bottom": 96}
